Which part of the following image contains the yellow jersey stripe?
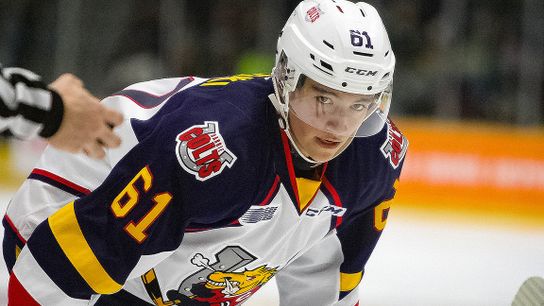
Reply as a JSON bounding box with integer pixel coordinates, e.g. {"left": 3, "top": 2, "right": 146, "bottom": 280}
{"left": 374, "top": 199, "right": 392, "bottom": 231}
{"left": 15, "top": 245, "right": 21, "bottom": 259}
{"left": 48, "top": 202, "right": 122, "bottom": 294}
{"left": 295, "top": 177, "right": 322, "bottom": 212}
{"left": 340, "top": 271, "right": 363, "bottom": 291}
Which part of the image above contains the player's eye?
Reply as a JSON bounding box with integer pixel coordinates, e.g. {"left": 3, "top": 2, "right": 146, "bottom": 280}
{"left": 316, "top": 96, "right": 332, "bottom": 104}
{"left": 351, "top": 103, "right": 370, "bottom": 111}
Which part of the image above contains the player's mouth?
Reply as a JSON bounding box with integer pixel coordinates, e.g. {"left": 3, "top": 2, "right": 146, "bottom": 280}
{"left": 315, "top": 136, "right": 342, "bottom": 149}
{"left": 207, "top": 279, "right": 240, "bottom": 288}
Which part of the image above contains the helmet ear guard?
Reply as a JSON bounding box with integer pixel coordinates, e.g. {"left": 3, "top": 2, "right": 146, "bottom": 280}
{"left": 271, "top": 51, "right": 302, "bottom": 122}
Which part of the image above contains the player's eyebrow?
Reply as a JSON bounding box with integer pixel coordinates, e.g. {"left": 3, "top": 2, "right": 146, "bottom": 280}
{"left": 311, "top": 84, "right": 338, "bottom": 97}
{"left": 312, "top": 83, "right": 375, "bottom": 103}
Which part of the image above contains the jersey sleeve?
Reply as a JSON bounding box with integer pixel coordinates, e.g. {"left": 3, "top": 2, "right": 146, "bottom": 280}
{"left": 275, "top": 195, "right": 395, "bottom": 306}
{"left": 334, "top": 190, "right": 396, "bottom": 303}
{"left": 333, "top": 156, "right": 406, "bottom": 302}
{"left": 7, "top": 116, "right": 192, "bottom": 304}
{"left": 276, "top": 126, "right": 407, "bottom": 305}
{"left": 0, "top": 66, "right": 64, "bottom": 139}
{"left": 2, "top": 146, "right": 112, "bottom": 273}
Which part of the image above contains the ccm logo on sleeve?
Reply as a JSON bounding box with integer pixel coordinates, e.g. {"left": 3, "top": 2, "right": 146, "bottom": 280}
{"left": 176, "top": 121, "right": 237, "bottom": 181}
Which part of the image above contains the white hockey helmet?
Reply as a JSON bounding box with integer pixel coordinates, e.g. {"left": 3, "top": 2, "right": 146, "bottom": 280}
{"left": 271, "top": 0, "right": 395, "bottom": 140}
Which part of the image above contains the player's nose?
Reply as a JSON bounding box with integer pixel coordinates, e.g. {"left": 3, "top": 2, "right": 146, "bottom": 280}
{"left": 324, "top": 113, "right": 349, "bottom": 134}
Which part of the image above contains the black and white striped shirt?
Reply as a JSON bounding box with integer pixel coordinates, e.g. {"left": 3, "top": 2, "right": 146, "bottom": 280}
{"left": 0, "top": 65, "right": 63, "bottom": 139}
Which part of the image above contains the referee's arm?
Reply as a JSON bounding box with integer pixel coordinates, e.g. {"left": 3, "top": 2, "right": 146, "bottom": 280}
{"left": 0, "top": 66, "right": 63, "bottom": 140}
{"left": 0, "top": 65, "right": 123, "bottom": 159}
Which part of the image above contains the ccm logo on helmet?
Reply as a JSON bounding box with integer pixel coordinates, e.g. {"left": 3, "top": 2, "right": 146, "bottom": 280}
{"left": 345, "top": 67, "right": 378, "bottom": 77}
{"left": 175, "top": 121, "right": 237, "bottom": 181}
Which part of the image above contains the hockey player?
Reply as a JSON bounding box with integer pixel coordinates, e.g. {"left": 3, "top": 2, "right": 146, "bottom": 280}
{"left": 4, "top": 0, "right": 407, "bottom": 305}
{"left": 0, "top": 68, "right": 123, "bottom": 158}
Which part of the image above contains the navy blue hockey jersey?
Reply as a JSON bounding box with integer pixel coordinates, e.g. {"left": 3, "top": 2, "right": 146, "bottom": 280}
{"left": 4, "top": 74, "right": 407, "bottom": 305}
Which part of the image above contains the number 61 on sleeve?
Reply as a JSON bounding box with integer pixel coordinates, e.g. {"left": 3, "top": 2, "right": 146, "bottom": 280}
{"left": 110, "top": 166, "right": 172, "bottom": 243}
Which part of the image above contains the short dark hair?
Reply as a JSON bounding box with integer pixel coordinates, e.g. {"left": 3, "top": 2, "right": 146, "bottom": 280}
{"left": 296, "top": 74, "right": 307, "bottom": 89}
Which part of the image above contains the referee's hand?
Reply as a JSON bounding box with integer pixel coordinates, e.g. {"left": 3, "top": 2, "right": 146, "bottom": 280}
{"left": 47, "top": 73, "right": 123, "bottom": 159}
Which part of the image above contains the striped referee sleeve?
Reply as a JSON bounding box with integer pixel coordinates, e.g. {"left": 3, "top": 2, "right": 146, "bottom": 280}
{"left": 0, "top": 66, "right": 64, "bottom": 139}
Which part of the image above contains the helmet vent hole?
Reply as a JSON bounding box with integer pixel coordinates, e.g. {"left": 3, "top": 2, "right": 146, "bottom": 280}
{"left": 353, "top": 51, "right": 374, "bottom": 57}
{"left": 382, "top": 72, "right": 390, "bottom": 79}
{"left": 323, "top": 40, "right": 335, "bottom": 50}
{"left": 320, "top": 60, "right": 334, "bottom": 72}
{"left": 310, "top": 53, "right": 315, "bottom": 60}
{"left": 360, "top": 9, "right": 366, "bottom": 17}
{"left": 336, "top": 6, "right": 344, "bottom": 13}
{"left": 312, "top": 64, "right": 333, "bottom": 76}
{"left": 385, "top": 50, "right": 390, "bottom": 57}
{"left": 367, "top": 86, "right": 373, "bottom": 91}
{"left": 342, "top": 82, "right": 348, "bottom": 87}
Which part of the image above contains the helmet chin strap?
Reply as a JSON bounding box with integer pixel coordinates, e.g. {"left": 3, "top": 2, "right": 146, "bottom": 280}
{"left": 284, "top": 126, "right": 321, "bottom": 166}
{"left": 268, "top": 93, "right": 354, "bottom": 166}
{"left": 268, "top": 93, "right": 320, "bottom": 165}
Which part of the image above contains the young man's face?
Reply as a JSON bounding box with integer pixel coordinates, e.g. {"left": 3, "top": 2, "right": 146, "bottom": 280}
{"left": 288, "top": 78, "right": 377, "bottom": 162}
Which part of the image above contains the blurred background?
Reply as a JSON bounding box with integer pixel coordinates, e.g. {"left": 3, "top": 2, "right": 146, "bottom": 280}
{"left": 0, "top": 0, "right": 543, "bottom": 305}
